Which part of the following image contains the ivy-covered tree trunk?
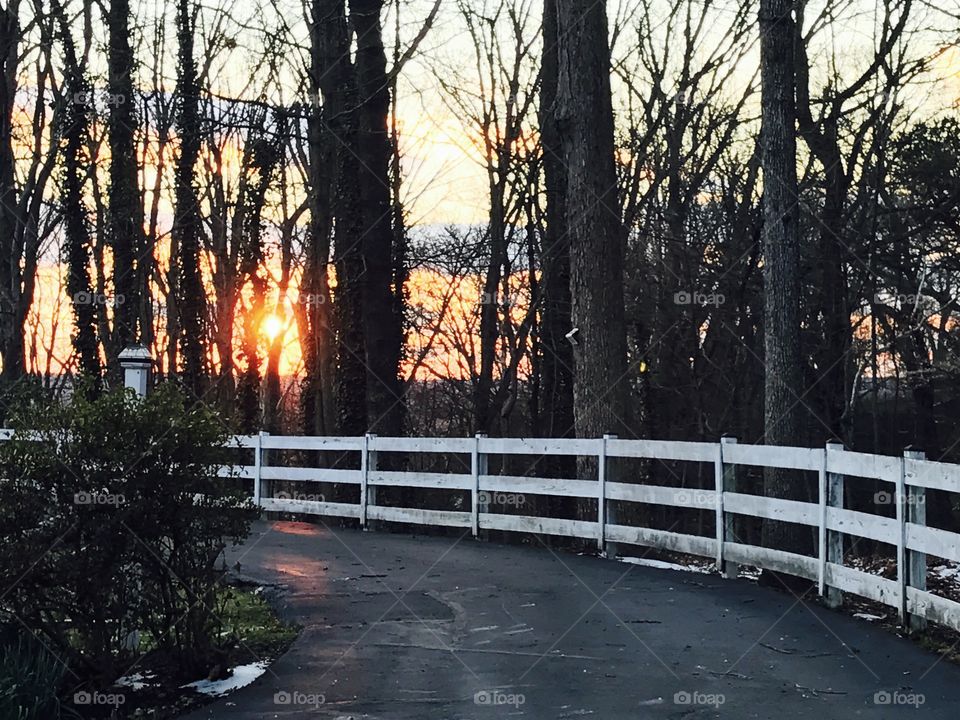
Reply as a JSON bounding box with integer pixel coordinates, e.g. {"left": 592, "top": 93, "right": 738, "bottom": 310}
{"left": 55, "top": 1, "right": 101, "bottom": 383}
{"left": 105, "top": 0, "right": 143, "bottom": 364}
{"left": 173, "top": 0, "right": 206, "bottom": 397}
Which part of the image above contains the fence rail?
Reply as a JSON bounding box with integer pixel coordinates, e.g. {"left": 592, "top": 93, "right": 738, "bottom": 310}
{"left": 8, "top": 428, "right": 960, "bottom": 633}
{"left": 217, "top": 433, "right": 960, "bottom": 633}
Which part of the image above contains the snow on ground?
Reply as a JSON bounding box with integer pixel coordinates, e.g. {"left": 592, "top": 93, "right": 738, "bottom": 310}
{"left": 181, "top": 661, "right": 269, "bottom": 697}
{"left": 115, "top": 671, "right": 157, "bottom": 691}
{"left": 933, "top": 563, "right": 960, "bottom": 581}
{"left": 616, "top": 556, "right": 712, "bottom": 574}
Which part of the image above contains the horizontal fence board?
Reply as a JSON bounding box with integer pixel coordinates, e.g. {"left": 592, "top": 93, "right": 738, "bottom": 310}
{"left": 478, "top": 437, "right": 599, "bottom": 456}
{"left": 605, "top": 438, "right": 715, "bottom": 462}
{"left": 825, "top": 563, "right": 899, "bottom": 607}
{"left": 722, "top": 444, "right": 823, "bottom": 472}
{"left": 370, "top": 470, "right": 472, "bottom": 491}
{"left": 480, "top": 513, "right": 597, "bottom": 538}
{"left": 826, "top": 449, "right": 900, "bottom": 483}
{"left": 906, "top": 587, "right": 960, "bottom": 628}
{"left": 825, "top": 508, "right": 898, "bottom": 544}
{"left": 606, "top": 482, "right": 716, "bottom": 510}
{"left": 904, "top": 458, "right": 960, "bottom": 492}
{"left": 905, "top": 523, "right": 960, "bottom": 563}
{"left": 481, "top": 475, "right": 597, "bottom": 498}
{"left": 723, "top": 492, "right": 819, "bottom": 526}
{"left": 606, "top": 524, "right": 715, "bottom": 558}
{"left": 260, "top": 467, "right": 361, "bottom": 484}
{"left": 369, "top": 436, "right": 474, "bottom": 454}
{"left": 367, "top": 506, "right": 472, "bottom": 528}
{"left": 723, "top": 543, "right": 818, "bottom": 581}
{"left": 260, "top": 497, "right": 360, "bottom": 518}
{"left": 260, "top": 435, "right": 362, "bottom": 452}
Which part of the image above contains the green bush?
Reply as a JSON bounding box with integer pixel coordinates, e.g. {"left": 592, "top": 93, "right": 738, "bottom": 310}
{"left": 0, "top": 624, "right": 74, "bottom": 720}
{"left": 0, "top": 383, "right": 257, "bottom": 687}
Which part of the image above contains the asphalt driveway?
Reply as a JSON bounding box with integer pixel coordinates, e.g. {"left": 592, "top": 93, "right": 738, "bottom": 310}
{"left": 182, "top": 520, "right": 960, "bottom": 718}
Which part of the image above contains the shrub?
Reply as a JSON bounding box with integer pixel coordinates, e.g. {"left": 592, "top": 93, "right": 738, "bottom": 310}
{"left": 0, "top": 624, "right": 74, "bottom": 720}
{"left": 0, "top": 383, "right": 257, "bottom": 686}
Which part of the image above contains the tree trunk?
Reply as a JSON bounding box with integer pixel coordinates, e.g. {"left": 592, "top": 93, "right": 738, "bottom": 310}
{"left": 298, "top": 10, "right": 337, "bottom": 435}
{"left": 55, "top": 2, "right": 101, "bottom": 383}
{"left": 0, "top": 3, "right": 22, "bottom": 391}
{"left": 172, "top": 0, "right": 205, "bottom": 397}
{"left": 350, "top": 0, "right": 404, "bottom": 436}
{"left": 105, "top": 0, "right": 143, "bottom": 365}
{"left": 759, "top": 0, "right": 807, "bottom": 552}
{"left": 315, "top": 0, "right": 367, "bottom": 436}
{"left": 538, "top": 0, "right": 575, "bottom": 472}
{"left": 554, "top": 0, "right": 632, "bottom": 441}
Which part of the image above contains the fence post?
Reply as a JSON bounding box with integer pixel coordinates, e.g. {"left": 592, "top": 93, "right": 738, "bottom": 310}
{"left": 599, "top": 434, "right": 617, "bottom": 556}
{"left": 473, "top": 433, "right": 488, "bottom": 540}
{"left": 824, "top": 440, "right": 845, "bottom": 608}
{"left": 903, "top": 447, "right": 927, "bottom": 632}
{"left": 719, "top": 436, "right": 737, "bottom": 578}
{"left": 362, "top": 434, "right": 377, "bottom": 531}
{"left": 254, "top": 431, "right": 269, "bottom": 507}
{"left": 360, "top": 434, "right": 370, "bottom": 529}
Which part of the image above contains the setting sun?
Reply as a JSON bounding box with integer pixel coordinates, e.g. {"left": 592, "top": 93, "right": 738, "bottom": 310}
{"left": 261, "top": 314, "right": 285, "bottom": 343}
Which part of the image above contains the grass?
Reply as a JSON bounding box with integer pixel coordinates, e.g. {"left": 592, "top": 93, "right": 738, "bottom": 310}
{"left": 217, "top": 586, "right": 299, "bottom": 659}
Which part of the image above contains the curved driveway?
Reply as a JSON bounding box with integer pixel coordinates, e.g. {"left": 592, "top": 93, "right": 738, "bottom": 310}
{"left": 184, "top": 520, "right": 960, "bottom": 718}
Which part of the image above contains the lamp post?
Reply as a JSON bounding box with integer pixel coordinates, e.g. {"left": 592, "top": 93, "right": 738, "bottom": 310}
{"left": 118, "top": 345, "right": 152, "bottom": 398}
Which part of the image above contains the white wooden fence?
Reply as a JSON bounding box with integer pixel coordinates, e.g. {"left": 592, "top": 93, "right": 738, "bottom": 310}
{"left": 4, "top": 426, "right": 958, "bottom": 631}
{"left": 220, "top": 432, "right": 960, "bottom": 634}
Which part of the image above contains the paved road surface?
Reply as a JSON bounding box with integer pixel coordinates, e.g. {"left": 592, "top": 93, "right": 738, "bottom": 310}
{"left": 183, "top": 520, "right": 960, "bottom": 718}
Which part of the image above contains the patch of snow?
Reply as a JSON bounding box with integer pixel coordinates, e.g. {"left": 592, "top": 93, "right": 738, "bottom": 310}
{"left": 115, "top": 672, "right": 156, "bottom": 691}
{"left": 932, "top": 564, "right": 960, "bottom": 580}
{"left": 616, "top": 556, "right": 712, "bottom": 574}
{"left": 182, "top": 661, "right": 268, "bottom": 697}
{"left": 853, "top": 612, "right": 885, "bottom": 622}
